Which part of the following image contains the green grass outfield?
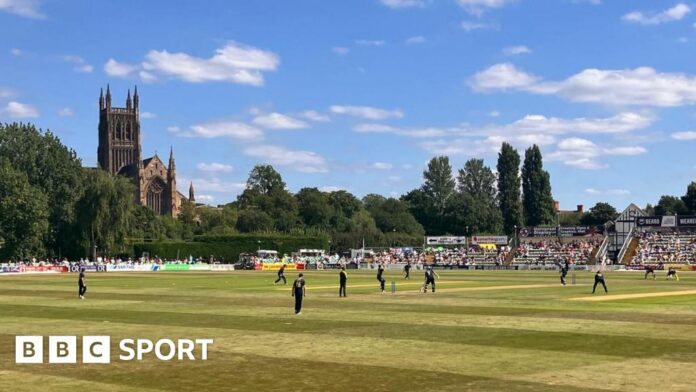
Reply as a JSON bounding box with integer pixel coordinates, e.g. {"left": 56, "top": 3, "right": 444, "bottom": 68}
{"left": 2, "top": 269, "right": 696, "bottom": 392}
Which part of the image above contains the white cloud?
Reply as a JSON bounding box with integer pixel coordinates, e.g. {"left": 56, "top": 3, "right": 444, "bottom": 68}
{"left": 355, "top": 39, "right": 386, "bottom": 46}
{"left": 623, "top": 3, "right": 690, "bottom": 26}
{"left": 0, "top": 0, "right": 45, "bottom": 18}
{"left": 139, "top": 112, "right": 156, "bottom": 119}
{"left": 196, "top": 162, "right": 234, "bottom": 173}
{"left": 107, "top": 42, "right": 279, "bottom": 86}
{"left": 461, "top": 21, "right": 498, "bottom": 32}
{"left": 320, "top": 186, "right": 347, "bottom": 192}
{"left": 372, "top": 162, "right": 393, "bottom": 170}
{"left": 357, "top": 112, "right": 651, "bottom": 141}
{"left": 1, "top": 101, "right": 39, "bottom": 118}
{"left": 405, "top": 36, "right": 426, "bottom": 44}
{"left": 252, "top": 112, "right": 308, "bottom": 130}
{"left": 76, "top": 64, "right": 94, "bottom": 73}
{"left": 10, "top": 48, "right": 24, "bottom": 56}
{"left": 62, "top": 55, "right": 93, "bottom": 73}
{"left": 488, "top": 110, "right": 501, "bottom": 117}
{"left": 332, "top": 47, "right": 350, "bottom": 55}
{"left": 180, "top": 177, "right": 246, "bottom": 193}
{"left": 380, "top": 0, "right": 429, "bottom": 8}
{"left": 298, "top": 110, "right": 330, "bottom": 122}
{"left": 0, "top": 87, "right": 15, "bottom": 99}
{"left": 470, "top": 63, "right": 696, "bottom": 107}
{"left": 196, "top": 194, "right": 215, "bottom": 203}
{"left": 171, "top": 121, "right": 263, "bottom": 140}
{"left": 585, "top": 188, "right": 630, "bottom": 196}
{"left": 672, "top": 131, "right": 696, "bottom": 140}
{"left": 58, "top": 107, "right": 74, "bottom": 117}
{"left": 331, "top": 105, "right": 404, "bottom": 120}
{"left": 360, "top": 112, "right": 651, "bottom": 169}
{"left": 503, "top": 45, "right": 531, "bottom": 55}
{"left": 354, "top": 123, "right": 446, "bottom": 138}
{"left": 457, "top": 0, "right": 510, "bottom": 16}
{"left": 604, "top": 146, "right": 647, "bottom": 155}
{"left": 546, "top": 137, "right": 646, "bottom": 170}
{"left": 243, "top": 145, "right": 328, "bottom": 173}
{"left": 469, "top": 63, "right": 539, "bottom": 91}
{"left": 104, "top": 58, "right": 137, "bottom": 77}
{"left": 139, "top": 70, "right": 157, "bottom": 83}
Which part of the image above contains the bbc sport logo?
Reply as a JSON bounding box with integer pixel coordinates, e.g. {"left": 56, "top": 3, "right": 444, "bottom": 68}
{"left": 15, "top": 336, "right": 213, "bottom": 364}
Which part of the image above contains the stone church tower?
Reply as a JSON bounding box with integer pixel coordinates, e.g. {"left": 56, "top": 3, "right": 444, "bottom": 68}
{"left": 97, "top": 85, "right": 186, "bottom": 216}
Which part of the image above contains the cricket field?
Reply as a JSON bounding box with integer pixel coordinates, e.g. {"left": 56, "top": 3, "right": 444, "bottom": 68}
{"left": 1, "top": 270, "right": 695, "bottom": 392}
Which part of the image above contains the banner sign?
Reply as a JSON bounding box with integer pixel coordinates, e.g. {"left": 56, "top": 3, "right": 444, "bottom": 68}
{"left": 162, "top": 264, "right": 190, "bottom": 271}
{"left": 519, "top": 226, "right": 604, "bottom": 237}
{"left": 0, "top": 266, "right": 23, "bottom": 274}
{"left": 17, "top": 266, "right": 68, "bottom": 274}
{"left": 69, "top": 264, "right": 106, "bottom": 273}
{"left": 425, "top": 236, "right": 466, "bottom": 245}
{"left": 469, "top": 236, "right": 507, "bottom": 245}
{"left": 519, "top": 227, "right": 556, "bottom": 237}
{"left": 558, "top": 226, "right": 604, "bottom": 237}
{"left": 261, "top": 263, "right": 297, "bottom": 271}
{"left": 106, "top": 264, "right": 161, "bottom": 272}
{"left": 210, "top": 264, "right": 235, "bottom": 271}
{"left": 636, "top": 216, "right": 677, "bottom": 227}
{"left": 677, "top": 216, "right": 696, "bottom": 227}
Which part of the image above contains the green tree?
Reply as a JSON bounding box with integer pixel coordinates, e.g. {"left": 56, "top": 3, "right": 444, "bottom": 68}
{"left": 237, "top": 166, "right": 298, "bottom": 232}
{"left": 456, "top": 159, "right": 503, "bottom": 234}
{"left": 196, "top": 205, "right": 238, "bottom": 235}
{"left": 366, "top": 198, "right": 424, "bottom": 235}
{"left": 0, "top": 160, "right": 49, "bottom": 260}
{"left": 521, "top": 145, "right": 555, "bottom": 226}
{"left": 245, "top": 165, "right": 286, "bottom": 195}
{"left": 296, "top": 187, "right": 332, "bottom": 229}
{"left": 458, "top": 159, "right": 496, "bottom": 199}
{"left": 422, "top": 156, "right": 455, "bottom": 230}
{"left": 580, "top": 202, "right": 618, "bottom": 225}
{"left": 0, "top": 123, "right": 85, "bottom": 258}
{"left": 328, "top": 190, "right": 361, "bottom": 231}
{"left": 497, "top": 143, "right": 523, "bottom": 234}
{"left": 654, "top": 195, "right": 688, "bottom": 216}
{"left": 362, "top": 194, "right": 387, "bottom": 212}
{"left": 682, "top": 182, "right": 696, "bottom": 214}
{"left": 75, "top": 170, "right": 134, "bottom": 261}
{"left": 401, "top": 188, "right": 439, "bottom": 234}
{"left": 236, "top": 209, "right": 274, "bottom": 232}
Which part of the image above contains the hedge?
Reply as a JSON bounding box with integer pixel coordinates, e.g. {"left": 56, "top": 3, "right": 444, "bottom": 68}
{"left": 133, "top": 233, "right": 329, "bottom": 262}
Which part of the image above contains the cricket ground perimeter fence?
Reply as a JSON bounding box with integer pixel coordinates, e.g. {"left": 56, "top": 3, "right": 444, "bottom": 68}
{"left": 0, "top": 263, "right": 235, "bottom": 275}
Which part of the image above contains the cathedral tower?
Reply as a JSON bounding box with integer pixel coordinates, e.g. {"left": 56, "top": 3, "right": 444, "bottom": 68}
{"left": 97, "top": 85, "right": 142, "bottom": 174}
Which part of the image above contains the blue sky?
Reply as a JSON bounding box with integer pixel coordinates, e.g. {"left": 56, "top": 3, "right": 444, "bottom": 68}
{"left": 1, "top": 0, "right": 696, "bottom": 210}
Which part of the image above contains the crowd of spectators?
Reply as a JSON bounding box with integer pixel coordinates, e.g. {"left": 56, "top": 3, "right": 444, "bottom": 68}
{"left": 362, "top": 246, "right": 511, "bottom": 267}
{"left": 514, "top": 237, "right": 603, "bottom": 265}
{"left": 0, "top": 256, "right": 219, "bottom": 268}
{"left": 632, "top": 230, "right": 696, "bottom": 265}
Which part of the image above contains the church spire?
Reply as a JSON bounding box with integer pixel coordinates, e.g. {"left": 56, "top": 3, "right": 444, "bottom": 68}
{"left": 105, "top": 84, "right": 112, "bottom": 108}
{"left": 133, "top": 85, "right": 139, "bottom": 110}
{"left": 126, "top": 89, "right": 132, "bottom": 109}
{"left": 189, "top": 182, "right": 195, "bottom": 203}
{"left": 168, "top": 146, "right": 175, "bottom": 173}
{"left": 99, "top": 88, "right": 104, "bottom": 110}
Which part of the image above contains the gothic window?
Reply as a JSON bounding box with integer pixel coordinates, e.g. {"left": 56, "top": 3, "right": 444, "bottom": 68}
{"left": 146, "top": 177, "right": 167, "bottom": 215}
{"left": 126, "top": 123, "right": 132, "bottom": 140}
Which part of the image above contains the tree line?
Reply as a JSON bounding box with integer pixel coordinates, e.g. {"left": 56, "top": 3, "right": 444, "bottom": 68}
{"left": 3, "top": 122, "right": 694, "bottom": 260}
